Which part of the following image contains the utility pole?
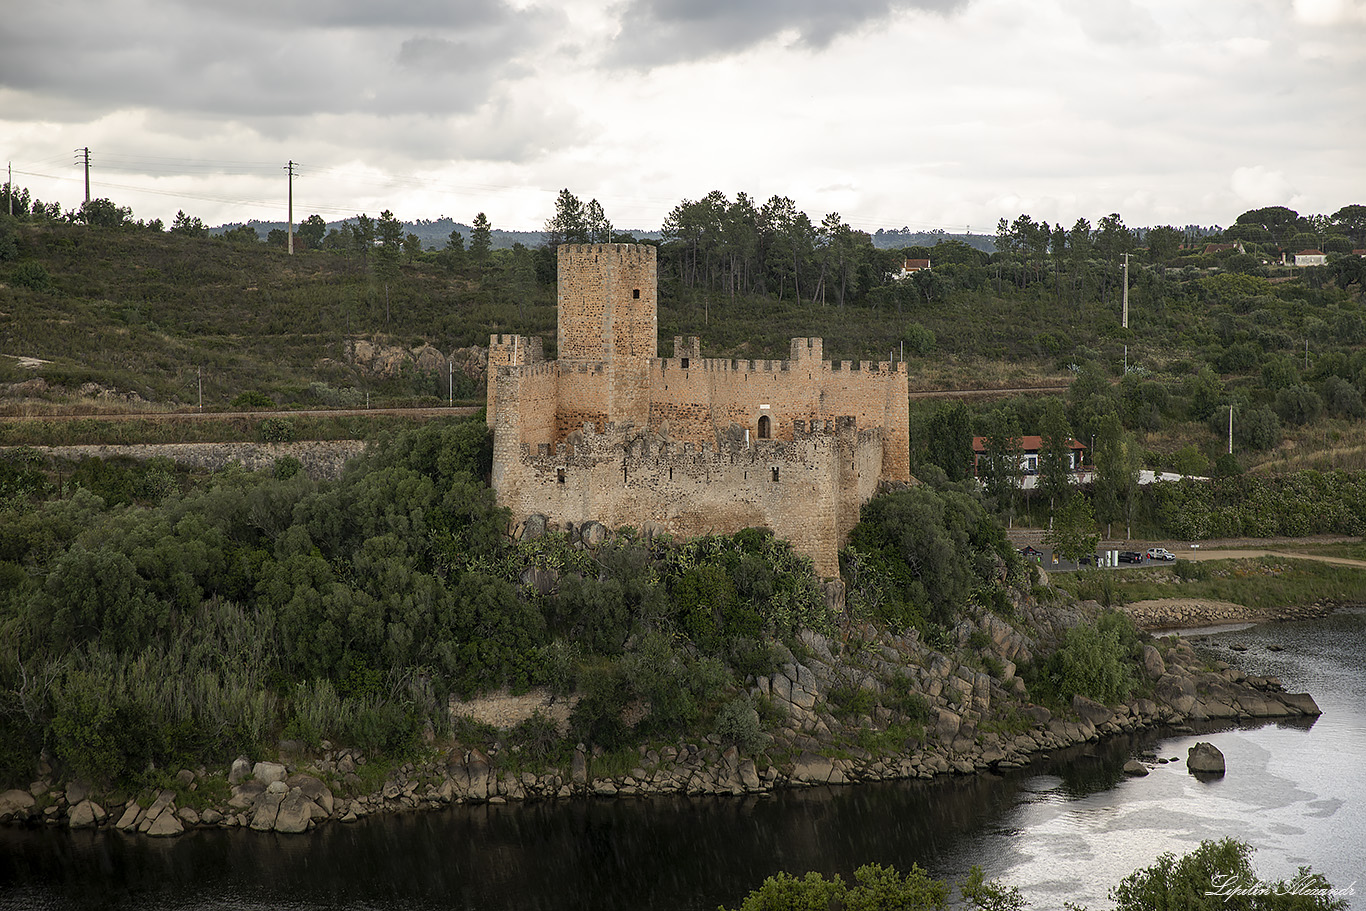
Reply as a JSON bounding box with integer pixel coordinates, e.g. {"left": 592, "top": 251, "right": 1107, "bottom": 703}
{"left": 1228, "top": 405, "right": 1234, "bottom": 455}
{"left": 6, "top": 162, "right": 11, "bottom": 216}
{"left": 198, "top": 366, "right": 203, "bottom": 412}
{"left": 1121, "top": 252, "right": 1129, "bottom": 328}
{"left": 285, "top": 160, "right": 295, "bottom": 255}
{"left": 75, "top": 147, "right": 90, "bottom": 204}
{"left": 448, "top": 359, "right": 453, "bottom": 406}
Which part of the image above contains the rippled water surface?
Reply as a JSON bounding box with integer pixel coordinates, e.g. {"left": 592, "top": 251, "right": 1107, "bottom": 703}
{"left": 3, "top": 610, "right": 1363, "bottom": 910}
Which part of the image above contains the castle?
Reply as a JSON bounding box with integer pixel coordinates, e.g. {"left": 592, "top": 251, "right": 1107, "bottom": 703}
{"left": 487, "top": 243, "right": 910, "bottom": 576}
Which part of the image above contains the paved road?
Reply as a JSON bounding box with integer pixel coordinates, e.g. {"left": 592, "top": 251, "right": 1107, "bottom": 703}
{"left": 1024, "top": 544, "right": 1366, "bottom": 573}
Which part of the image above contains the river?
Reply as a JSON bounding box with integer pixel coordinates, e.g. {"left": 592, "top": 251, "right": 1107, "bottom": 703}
{"left": 2, "top": 609, "right": 1363, "bottom": 910}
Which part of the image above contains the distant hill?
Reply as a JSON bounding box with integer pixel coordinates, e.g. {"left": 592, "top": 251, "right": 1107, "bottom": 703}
{"left": 871, "top": 230, "right": 996, "bottom": 253}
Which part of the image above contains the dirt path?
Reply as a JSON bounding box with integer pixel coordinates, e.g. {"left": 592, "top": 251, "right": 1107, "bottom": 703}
{"left": 1182, "top": 548, "right": 1366, "bottom": 569}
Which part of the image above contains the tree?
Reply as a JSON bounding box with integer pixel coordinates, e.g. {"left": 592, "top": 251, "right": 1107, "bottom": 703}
{"left": 350, "top": 213, "right": 375, "bottom": 261}
{"left": 1039, "top": 400, "right": 1075, "bottom": 511}
{"left": 441, "top": 229, "right": 465, "bottom": 273}
{"left": 297, "top": 214, "right": 327, "bottom": 250}
{"left": 585, "top": 198, "right": 612, "bottom": 243}
{"left": 1234, "top": 205, "right": 1304, "bottom": 250}
{"left": 75, "top": 198, "right": 132, "bottom": 228}
{"left": 1145, "top": 225, "right": 1182, "bottom": 263}
{"left": 979, "top": 408, "right": 1024, "bottom": 516}
{"left": 403, "top": 232, "right": 421, "bottom": 263}
{"left": 1043, "top": 495, "right": 1099, "bottom": 563}
{"left": 925, "top": 402, "right": 973, "bottom": 481}
{"left": 544, "top": 189, "right": 588, "bottom": 247}
{"left": 220, "top": 225, "right": 259, "bottom": 244}
{"left": 1092, "top": 413, "right": 1139, "bottom": 538}
{"left": 470, "top": 213, "right": 492, "bottom": 276}
{"left": 1330, "top": 203, "right": 1366, "bottom": 245}
{"left": 170, "top": 210, "right": 207, "bottom": 236}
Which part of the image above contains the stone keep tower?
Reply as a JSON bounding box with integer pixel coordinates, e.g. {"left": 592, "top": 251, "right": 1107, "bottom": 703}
{"left": 556, "top": 243, "right": 657, "bottom": 430}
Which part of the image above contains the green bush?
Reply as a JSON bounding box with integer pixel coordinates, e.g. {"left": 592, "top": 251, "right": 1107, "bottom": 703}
{"left": 713, "top": 695, "right": 767, "bottom": 753}
{"left": 1037, "top": 610, "right": 1138, "bottom": 706}
{"left": 10, "top": 260, "right": 52, "bottom": 291}
{"left": 257, "top": 417, "right": 296, "bottom": 442}
{"left": 1111, "top": 838, "right": 1346, "bottom": 911}
{"left": 231, "top": 390, "right": 275, "bottom": 409}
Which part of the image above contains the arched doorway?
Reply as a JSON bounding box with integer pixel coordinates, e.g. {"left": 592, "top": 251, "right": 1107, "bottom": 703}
{"left": 757, "top": 415, "right": 771, "bottom": 439}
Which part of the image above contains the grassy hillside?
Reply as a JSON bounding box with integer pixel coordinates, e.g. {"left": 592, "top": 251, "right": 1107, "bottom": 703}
{"left": 3, "top": 213, "right": 1366, "bottom": 479}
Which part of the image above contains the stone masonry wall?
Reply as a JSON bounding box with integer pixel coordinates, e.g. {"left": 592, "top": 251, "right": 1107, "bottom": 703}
{"left": 495, "top": 420, "right": 884, "bottom": 576}
{"left": 556, "top": 244, "right": 657, "bottom": 362}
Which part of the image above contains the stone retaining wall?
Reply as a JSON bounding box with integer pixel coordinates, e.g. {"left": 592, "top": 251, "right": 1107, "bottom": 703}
{"left": 20, "top": 440, "right": 367, "bottom": 480}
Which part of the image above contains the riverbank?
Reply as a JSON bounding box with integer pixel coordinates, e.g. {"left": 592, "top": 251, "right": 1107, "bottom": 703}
{"left": 0, "top": 593, "right": 1324, "bottom": 839}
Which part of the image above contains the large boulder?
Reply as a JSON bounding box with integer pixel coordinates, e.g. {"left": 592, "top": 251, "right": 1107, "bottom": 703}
{"left": 272, "top": 788, "right": 319, "bottom": 834}
{"left": 790, "top": 752, "right": 838, "bottom": 785}
{"left": 1140, "top": 645, "right": 1166, "bottom": 680}
{"left": 1072, "top": 694, "right": 1114, "bottom": 727}
{"left": 1188, "top": 741, "right": 1226, "bottom": 775}
{"left": 1281, "top": 693, "right": 1322, "bottom": 716}
{"left": 252, "top": 761, "right": 288, "bottom": 785}
{"left": 286, "top": 774, "right": 334, "bottom": 816}
{"left": 1122, "top": 760, "right": 1150, "bottom": 777}
{"left": 0, "top": 789, "right": 35, "bottom": 820}
{"left": 145, "top": 810, "right": 185, "bottom": 838}
{"left": 68, "top": 799, "right": 105, "bottom": 829}
{"left": 250, "top": 781, "right": 288, "bottom": 830}
{"left": 228, "top": 756, "right": 253, "bottom": 784}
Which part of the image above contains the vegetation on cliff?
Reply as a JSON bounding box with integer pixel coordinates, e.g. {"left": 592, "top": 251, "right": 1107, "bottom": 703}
{"left": 0, "top": 415, "right": 1044, "bottom": 791}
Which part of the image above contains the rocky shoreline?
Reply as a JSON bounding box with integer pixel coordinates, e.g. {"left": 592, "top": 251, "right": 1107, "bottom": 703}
{"left": 0, "top": 601, "right": 1324, "bottom": 837}
{"left": 1121, "top": 597, "right": 1351, "bottom": 630}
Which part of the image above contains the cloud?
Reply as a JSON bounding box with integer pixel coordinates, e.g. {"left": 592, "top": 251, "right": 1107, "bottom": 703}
{"left": 0, "top": 0, "right": 563, "bottom": 121}
{"left": 604, "top": 0, "right": 968, "bottom": 67}
{"left": 1231, "top": 166, "right": 1299, "bottom": 208}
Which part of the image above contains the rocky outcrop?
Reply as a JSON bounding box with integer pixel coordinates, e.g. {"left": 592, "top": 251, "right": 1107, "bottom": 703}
{"left": 347, "top": 340, "right": 487, "bottom": 384}
{"left": 2, "top": 597, "right": 1328, "bottom": 839}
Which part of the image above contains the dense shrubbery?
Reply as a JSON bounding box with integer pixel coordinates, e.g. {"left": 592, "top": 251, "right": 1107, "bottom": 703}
{"left": 0, "top": 417, "right": 866, "bottom": 787}
{"left": 1149, "top": 471, "right": 1366, "bottom": 539}
{"left": 1026, "top": 610, "right": 1140, "bottom": 707}
{"left": 720, "top": 839, "right": 1345, "bottom": 911}
{"left": 843, "top": 479, "right": 1020, "bottom": 635}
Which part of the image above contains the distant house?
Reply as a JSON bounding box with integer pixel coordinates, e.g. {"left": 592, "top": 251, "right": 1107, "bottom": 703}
{"left": 1353, "top": 249, "right": 1366, "bottom": 258}
{"left": 971, "top": 435, "right": 1086, "bottom": 489}
{"left": 1295, "top": 249, "right": 1327, "bottom": 267}
{"left": 1203, "top": 242, "right": 1246, "bottom": 255}
{"left": 894, "top": 258, "right": 931, "bottom": 280}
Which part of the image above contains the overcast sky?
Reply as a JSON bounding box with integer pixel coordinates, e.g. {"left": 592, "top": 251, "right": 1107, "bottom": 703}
{"left": 2, "top": 0, "right": 1362, "bottom": 233}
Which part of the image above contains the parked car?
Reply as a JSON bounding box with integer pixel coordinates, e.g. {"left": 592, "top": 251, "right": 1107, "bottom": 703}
{"left": 1146, "top": 547, "right": 1176, "bottom": 562}
{"left": 1018, "top": 545, "right": 1043, "bottom": 558}
{"left": 1079, "top": 553, "right": 1100, "bottom": 566}
{"left": 1118, "top": 551, "right": 1144, "bottom": 564}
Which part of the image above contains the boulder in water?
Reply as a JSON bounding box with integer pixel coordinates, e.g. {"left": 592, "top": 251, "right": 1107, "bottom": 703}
{"left": 1187, "top": 741, "right": 1225, "bottom": 775}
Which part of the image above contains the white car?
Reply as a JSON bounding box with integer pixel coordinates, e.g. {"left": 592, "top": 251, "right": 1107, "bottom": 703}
{"left": 1146, "top": 547, "right": 1176, "bottom": 561}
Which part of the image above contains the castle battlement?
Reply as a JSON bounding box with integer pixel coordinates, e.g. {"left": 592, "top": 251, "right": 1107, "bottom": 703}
{"left": 487, "top": 242, "right": 909, "bottom": 576}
